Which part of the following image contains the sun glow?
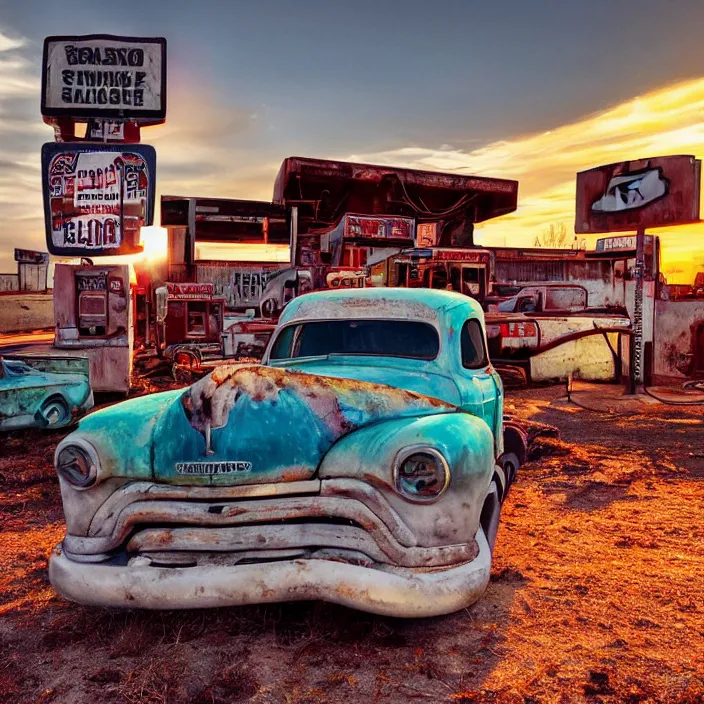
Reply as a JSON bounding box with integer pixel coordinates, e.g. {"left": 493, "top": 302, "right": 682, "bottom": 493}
{"left": 138, "top": 226, "right": 169, "bottom": 263}
{"left": 194, "top": 242, "right": 291, "bottom": 263}
{"left": 348, "top": 78, "right": 704, "bottom": 283}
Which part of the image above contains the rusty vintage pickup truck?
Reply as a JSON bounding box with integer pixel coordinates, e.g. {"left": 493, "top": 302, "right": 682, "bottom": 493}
{"left": 49, "top": 288, "right": 526, "bottom": 617}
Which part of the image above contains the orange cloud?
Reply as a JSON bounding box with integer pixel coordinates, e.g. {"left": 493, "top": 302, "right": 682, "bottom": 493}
{"left": 347, "top": 78, "right": 704, "bottom": 283}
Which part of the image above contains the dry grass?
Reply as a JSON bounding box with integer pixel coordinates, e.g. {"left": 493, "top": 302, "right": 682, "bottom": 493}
{"left": 0, "top": 388, "right": 702, "bottom": 702}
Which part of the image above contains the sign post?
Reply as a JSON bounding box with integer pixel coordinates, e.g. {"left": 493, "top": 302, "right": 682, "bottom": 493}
{"left": 629, "top": 227, "right": 646, "bottom": 393}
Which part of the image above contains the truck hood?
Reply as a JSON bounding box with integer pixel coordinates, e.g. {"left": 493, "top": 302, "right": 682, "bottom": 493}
{"left": 272, "top": 356, "right": 462, "bottom": 406}
{"left": 150, "top": 364, "right": 458, "bottom": 485}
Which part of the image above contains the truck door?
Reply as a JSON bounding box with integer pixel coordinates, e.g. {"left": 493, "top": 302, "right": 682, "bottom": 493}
{"left": 449, "top": 265, "right": 486, "bottom": 302}
{"left": 456, "top": 318, "right": 503, "bottom": 442}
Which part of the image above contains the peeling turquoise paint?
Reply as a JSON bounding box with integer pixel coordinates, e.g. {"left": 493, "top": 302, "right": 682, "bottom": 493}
{"left": 0, "top": 357, "right": 92, "bottom": 431}
{"left": 149, "top": 366, "right": 456, "bottom": 485}
{"left": 274, "top": 287, "right": 504, "bottom": 442}
{"left": 72, "top": 389, "right": 183, "bottom": 479}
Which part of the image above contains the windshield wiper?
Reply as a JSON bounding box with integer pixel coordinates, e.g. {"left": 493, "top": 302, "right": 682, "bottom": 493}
{"left": 273, "top": 355, "right": 331, "bottom": 364}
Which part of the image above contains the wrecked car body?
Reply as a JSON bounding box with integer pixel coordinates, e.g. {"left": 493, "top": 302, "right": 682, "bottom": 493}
{"left": 0, "top": 355, "right": 93, "bottom": 431}
{"left": 49, "top": 288, "right": 524, "bottom": 617}
{"left": 485, "top": 312, "right": 632, "bottom": 385}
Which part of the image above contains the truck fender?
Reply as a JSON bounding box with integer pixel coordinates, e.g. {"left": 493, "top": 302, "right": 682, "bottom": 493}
{"left": 480, "top": 480, "right": 502, "bottom": 553}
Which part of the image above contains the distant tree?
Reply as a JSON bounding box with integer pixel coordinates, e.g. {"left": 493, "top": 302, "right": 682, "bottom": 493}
{"left": 534, "top": 223, "right": 577, "bottom": 249}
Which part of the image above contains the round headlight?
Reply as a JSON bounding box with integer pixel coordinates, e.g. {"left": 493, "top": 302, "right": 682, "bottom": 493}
{"left": 55, "top": 443, "right": 98, "bottom": 489}
{"left": 394, "top": 447, "right": 450, "bottom": 503}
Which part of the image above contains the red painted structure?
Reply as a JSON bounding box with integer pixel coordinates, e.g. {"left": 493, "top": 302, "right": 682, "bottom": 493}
{"left": 155, "top": 282, "right": 225, "bottom": 353}
{"left": 273, "top": 157, "right": 518, "bottom": 276}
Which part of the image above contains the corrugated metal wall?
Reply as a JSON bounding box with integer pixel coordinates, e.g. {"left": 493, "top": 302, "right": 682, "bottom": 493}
{"left": 495, "top": 259, "right": 610, "bottom": 284}
{"left": 496, "top": 260, "right": 566, "bottom": 282}
{"left": 18, "top": 264, "right": 48, "bottom": 292}
{"left": 0, "top": 273, "right": 19, "bottom": 292}
{"left": 195, "top": 263, "right": 281, "bottom": 309}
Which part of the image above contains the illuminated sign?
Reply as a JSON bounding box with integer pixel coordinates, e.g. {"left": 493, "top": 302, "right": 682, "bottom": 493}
{"left": 41, "top": 143, "right": 156, "bottom": 257}
{"left": 166, "top": 282, "right": 214, "bottom": 299}
{"left": 41, "top": 35, "right": 166, "bottom": 120}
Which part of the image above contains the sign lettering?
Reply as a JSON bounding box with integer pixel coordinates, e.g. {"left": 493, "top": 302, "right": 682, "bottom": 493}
{"left": 595, "top": 235, "right": 654, "bottom": 252}
{"left": 108, "top": 276, "right": 124, "bottom": 295}
{"left": 196, "top": 267, "right": 279, "bottom": 309}
{"left": 167, "top": 282, "right": 214, "bottom": 299}
{"left": 42, "top": 143, "right": 156, "bottom": 256}
{"left": 76, "top": 274, "right": 107, "bottom": 291}
{"left": 175, "top": 461, "right": 252, "bottom": 475}
{"left": 343, "top": 214, "right": 414, "bottom": 240}
{"left": 14, "top": 249, "right": 49, "bottom": 264}
{"left": 42, "top": 35, "right": 166, "bottom": 119}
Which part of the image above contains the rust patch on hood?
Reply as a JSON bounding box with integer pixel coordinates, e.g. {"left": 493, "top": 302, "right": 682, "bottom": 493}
{"left": 182, "top": 364, "right": 454, "bottom": 442}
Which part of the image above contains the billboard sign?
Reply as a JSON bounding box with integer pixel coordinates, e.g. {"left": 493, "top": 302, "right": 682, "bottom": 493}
{"left": 41, "top": 142, "right": 156, "bottom": 256}
{"left": 14, "top": 249, "right": 49, "bottom": 264}
{"left": 343, "top": 214, "right": 414, "bottom": 240}
{"left": 41, "top": 35, "right": 166, "bottom": 120}
{"left": 576, "top": 155, "right": 701, "bottom": 233}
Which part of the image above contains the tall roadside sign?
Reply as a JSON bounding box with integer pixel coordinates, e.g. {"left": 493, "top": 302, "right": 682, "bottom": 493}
{"left": 40, "top": 35, "right": 166, "bottom": 257}
{"left": 576, "top": 155, "right": 701, "bottom": 391}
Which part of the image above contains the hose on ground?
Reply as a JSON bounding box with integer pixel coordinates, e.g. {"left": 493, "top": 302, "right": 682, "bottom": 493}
{"left": 642, "top": 383, "right": 704, "bottom": 406}
{"left": 567, "top": 379, "right": 704, "bottom": 412}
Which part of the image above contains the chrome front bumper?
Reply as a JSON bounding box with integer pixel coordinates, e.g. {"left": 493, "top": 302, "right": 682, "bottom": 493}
{"left": 48, "top": 528, "right": 492, "bottom": 618}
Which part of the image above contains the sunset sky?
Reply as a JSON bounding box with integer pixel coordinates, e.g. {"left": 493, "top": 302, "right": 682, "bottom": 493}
{"left": 1, "top": 0, "right": 704, "bottom": 281}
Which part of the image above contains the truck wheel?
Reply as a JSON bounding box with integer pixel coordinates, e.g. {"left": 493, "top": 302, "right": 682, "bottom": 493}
{"left": 37, "top": 397, "right": 69, "bottom": 428}
{"left": 261, "top": 298, "right": 278, "bottom": 318}
{"left": 500, "top": 452, "right": 520, "bottom": 486}
{"left": 175, "top": 351, "right": 198, "bottom": 369}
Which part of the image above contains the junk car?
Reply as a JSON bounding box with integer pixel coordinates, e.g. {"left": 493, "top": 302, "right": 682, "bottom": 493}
{"left": 49, "top": 288, "right": 525, "bottom": 617}
{"left": 0, "top": 355, "right": 93, "bottom": 431}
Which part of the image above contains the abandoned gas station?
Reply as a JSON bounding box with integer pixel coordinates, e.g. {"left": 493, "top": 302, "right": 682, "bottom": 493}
{"left": 145, "top": 157, "right": 704, "bottom": 389}
{"left": 2, "top": 30, "right": 704, "bottom": 703}
{"left": 4, "top": 31, "right": 698, "bottom": 396}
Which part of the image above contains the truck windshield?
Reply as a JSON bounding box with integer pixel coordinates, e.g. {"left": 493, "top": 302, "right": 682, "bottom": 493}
{"left": 270, "top": 320, "right": 439, "bottom": 360}
{"left": 497, "top": 296, "right": 517, "bottom": 312}
{"left": 2, "top": 360, "right": 34, "bottom": 376}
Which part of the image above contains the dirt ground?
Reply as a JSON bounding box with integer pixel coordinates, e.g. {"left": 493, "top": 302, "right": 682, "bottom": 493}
{"left": 0, "top": 385, "right": 703, "bottom": 704}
